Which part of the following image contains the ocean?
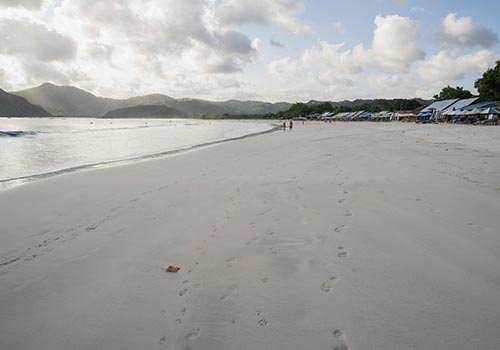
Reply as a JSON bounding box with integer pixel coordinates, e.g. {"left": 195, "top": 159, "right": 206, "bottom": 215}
{"left": 0, "top": 118, "right": 274, "bottom": 188}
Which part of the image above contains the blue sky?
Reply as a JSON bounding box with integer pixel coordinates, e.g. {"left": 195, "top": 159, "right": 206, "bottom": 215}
{"left": 0, "top": 0, "right": 499, "bottom": 102}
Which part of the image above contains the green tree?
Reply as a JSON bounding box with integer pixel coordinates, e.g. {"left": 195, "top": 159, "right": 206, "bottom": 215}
{"left": 475, "top": 60, "right": 500, "bottom": 101}
{"left": 433, "top": 86, "right": 474, "bottom": 101}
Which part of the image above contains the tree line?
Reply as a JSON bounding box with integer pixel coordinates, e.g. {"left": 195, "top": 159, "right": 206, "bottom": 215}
{"left": 434, "top": 60, "right": 500, "bottom": 101}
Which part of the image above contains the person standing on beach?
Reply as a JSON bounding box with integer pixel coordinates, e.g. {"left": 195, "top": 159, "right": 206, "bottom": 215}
{"left": 289, "top": 119, "right": 293, "bottom": 131}
{"left": 282, "top": 121, "right": 286, "bottom": 130}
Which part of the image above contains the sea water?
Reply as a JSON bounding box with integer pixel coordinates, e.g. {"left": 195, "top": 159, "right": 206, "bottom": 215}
{"left": 0, "top": 118, "right": 273, "bottom": 188}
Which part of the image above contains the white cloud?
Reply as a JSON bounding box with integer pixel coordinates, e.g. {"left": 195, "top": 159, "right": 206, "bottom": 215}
{"left": 267, "top": 40, "right": 371, "bottom": 100}
{"left": 0, "top": 0, "right": 260, "bottom": 98}
{"left": 218, "top": 0, "right": 312, "bottom": 34}
{"left": 0, "top": 0, "right": 43, "bottom": 10}
{"left": 440, "top": 13, "right": 498, "bottom": 48}
{"left": 334, "top": 21, "right": 346, "bottom": 34}
{"left": 301, "top": 41, "right": 369, "bottom": 75}
{"left": 372, "top": 15, "right": 425, "bottom": 71}
{"left": 20, "top": 60, "right": 71, "bottom": 86}
{"left": 264, "top": 15, "right": 497, "bottom": 101}
{"left": 418, "top": 50, "right": 498, "bottom": 81}
{"left": 268, "top": 57, "right": 302, "bottom": 80}
{"left": 0, "top": 1, "right": 499, "bottom": 103}
{"left": 268, "top": 40, "right": 369, "bottom": 85}
{"left": 0, "top": 18, "right": 76, "bottom": 61}
{"left": 266, "top": 15, "right": 424, "bottom": 97}
{"left": 0, "top": 67, "right": 10, "bottom": 90}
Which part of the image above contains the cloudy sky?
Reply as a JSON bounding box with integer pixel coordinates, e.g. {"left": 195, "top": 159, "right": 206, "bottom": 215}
{"left": 0, "top": 0, "right": 499, "bottom": 102}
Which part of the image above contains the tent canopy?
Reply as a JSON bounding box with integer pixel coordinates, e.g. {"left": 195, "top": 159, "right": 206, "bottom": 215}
{"left": 465, "top": 108, "right": 482, "bottom": 115}
{"left": 479, "top": 107, "right": 500, "bottom": 115}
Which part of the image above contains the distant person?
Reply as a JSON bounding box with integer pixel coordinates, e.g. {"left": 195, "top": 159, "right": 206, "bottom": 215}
{"left": 282, "top": 121, "right": 286, "bottom": 130}
{"left": 289, "top": 119, "right": 293, "bottom": 130}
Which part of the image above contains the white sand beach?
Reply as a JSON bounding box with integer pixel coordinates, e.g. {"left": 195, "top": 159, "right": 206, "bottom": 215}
{"left": 1, "top": 122, "right": 500, "bottom": 350}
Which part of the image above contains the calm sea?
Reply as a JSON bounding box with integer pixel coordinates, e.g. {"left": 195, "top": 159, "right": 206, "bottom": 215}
{"left": 0, "top": 118, "right": 273, "bottom": 188}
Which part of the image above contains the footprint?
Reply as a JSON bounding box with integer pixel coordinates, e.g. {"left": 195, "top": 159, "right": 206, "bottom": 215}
{"left": 157, "top": 185, "right": 168, "bottom": 191}
{"left": 226, "top": 257, "right": 236, "bottom": 268}
{"left": 337, "top": 247, "right": 348, "bottom": 258}
{"left": 258, "top": 319, "right": 268, "bottom": 326}
{"left": 246, "top": 237, "right": 258, "bottom": 245}
{"left": 321, "top": 277, "right": 338, "bottom": 293}
{"left": 159, "top": 336, "right": 167, "bottom": 345}
{"left": 261, "top": 277, "right": 269, "bottom": 283}
{"left": 334, "top": 225, "right": 348, "bottom": 233}
{"left": 220, "top": 284, "right": 238, "bottom": 300}
{"left": 85, "top": 224, "right": 98, "bottom": 232}
{"left": 332, "top": 329, "right": 350, "bottom": 350}
{"left": 179, "top": 288, "right": 187, "bottom": 296}
{"left": 185, "top": 328, "right": 200, "bottom": 348}
{"left": 260, "top": 208, "right": 272, "bottom": 216}
{"left": 269, "top": 248, "right": 278, "bottom": 255}
{"left": 344, "top": 211, "right": 353, "bottom": 217}
{"left": 338, "top": 199, "right": 346, "bottom": 204}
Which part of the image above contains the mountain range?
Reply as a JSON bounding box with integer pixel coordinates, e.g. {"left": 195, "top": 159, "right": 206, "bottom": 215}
{"left": 0, "top": 89, "right": 52, "bottom": 118}
{"left": 11, "top": 83, "right": 292, "bottom": 117}
{"left": 1, "top": 82, "right": 430, "bottom": 118}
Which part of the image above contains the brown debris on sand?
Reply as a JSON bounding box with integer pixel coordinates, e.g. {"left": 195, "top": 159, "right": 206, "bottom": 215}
{"left": 166, "top": 266, "right": 180, "bottom": 273}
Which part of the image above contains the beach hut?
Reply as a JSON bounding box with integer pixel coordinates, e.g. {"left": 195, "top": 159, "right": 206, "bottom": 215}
{"left": 479, "top": 107, "right": 500, "bottom": 124}
{"left": 353, "top": 111, "right": 371, "bottom": 121}
{"left": 419, "top": 98, "right": 459, "bottom": 121}
{"left": 440, "top": 97, "right": 479, "bottom": 122}
{"left": 395, "top": 111, "right": 417, "bottom": 122}
{"left": 416, "top": 111, "right": 434, "bottom": 123}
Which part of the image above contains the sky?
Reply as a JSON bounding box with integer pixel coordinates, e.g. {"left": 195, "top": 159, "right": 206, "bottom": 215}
{"left": 0, "top": 0, "right": 499, "bottom": 102}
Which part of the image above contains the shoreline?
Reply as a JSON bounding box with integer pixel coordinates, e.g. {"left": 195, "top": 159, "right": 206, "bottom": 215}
{"left": 0, "top": 123, "right": 279, "bottom": 191}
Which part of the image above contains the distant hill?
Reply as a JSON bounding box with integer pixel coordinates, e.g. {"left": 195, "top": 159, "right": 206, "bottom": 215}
{"left": 102, "top": 105, "right": 186, "bottom": 119}
{"left": 0, "top": 89, "right": 52, "bottom": 117}
{"left": 13, "top": 83, "right": 121, "bottom": 117}
{"left": 13, "top": 83, "right": 292, "bottom": 117}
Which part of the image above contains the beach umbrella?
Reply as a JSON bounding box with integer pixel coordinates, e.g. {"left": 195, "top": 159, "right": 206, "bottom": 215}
{"left": 479, "top": 107, "right": 500, "bottom": 115}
